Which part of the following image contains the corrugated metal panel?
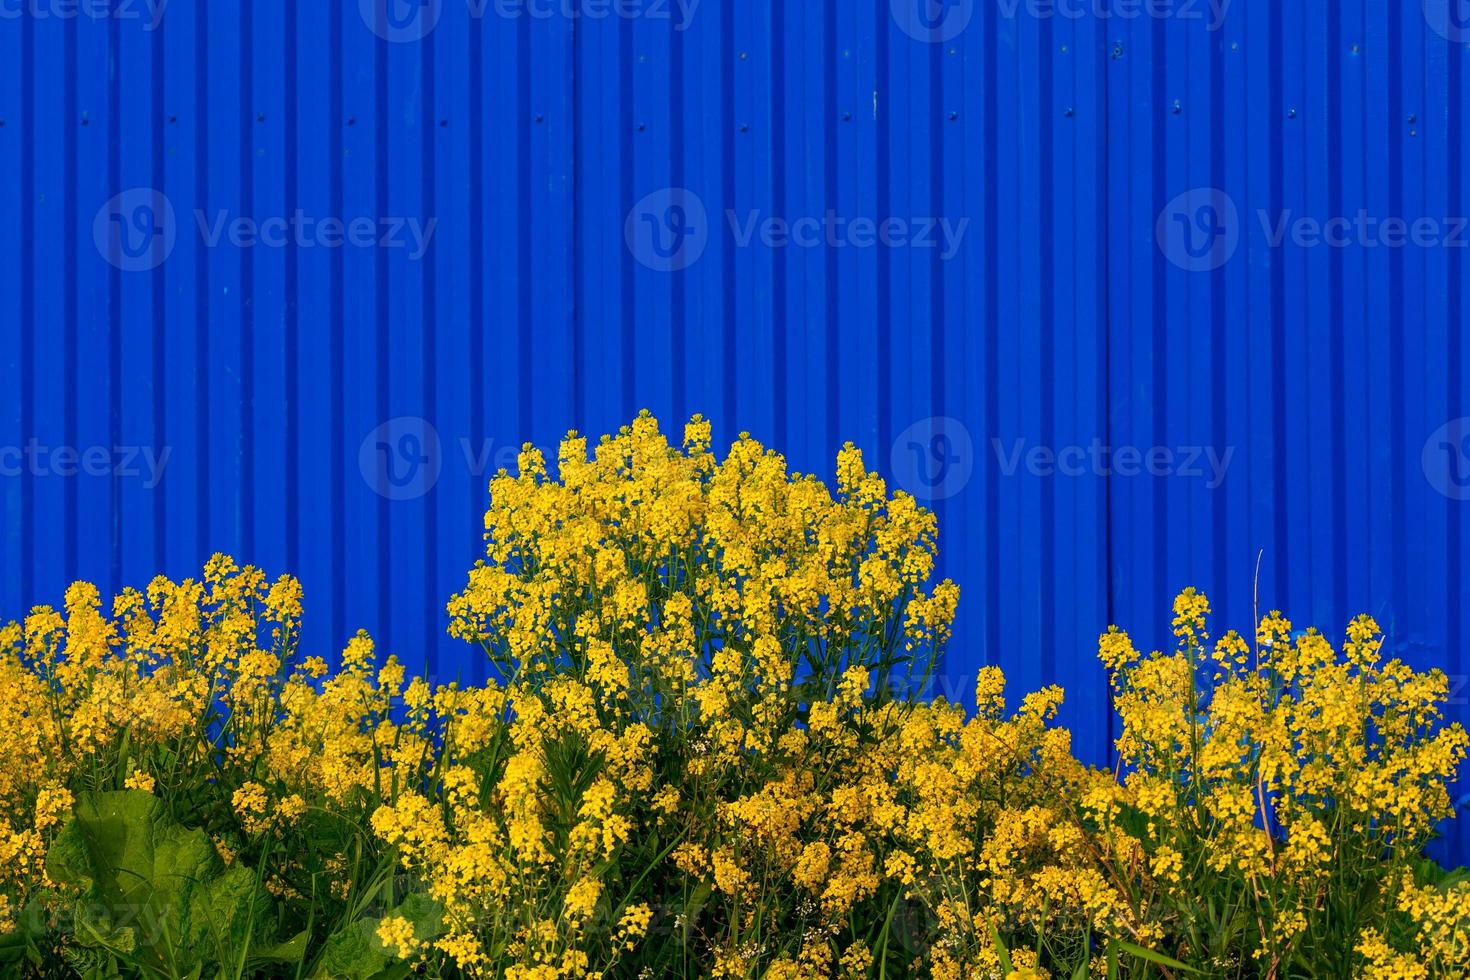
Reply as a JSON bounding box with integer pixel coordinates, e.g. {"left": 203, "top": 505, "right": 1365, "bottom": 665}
{"left": 0, "top": 1, "right": 1466, "bottom": 854}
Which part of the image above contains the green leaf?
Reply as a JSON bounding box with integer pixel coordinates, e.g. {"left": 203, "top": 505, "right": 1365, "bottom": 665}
{"left": 257, "top": 930, "right": 311, "bottom": 964}
{"left": 0, "top": 898, "right": 51, "bottom": 965}
{"left": 987, "top": 920, "right": 1013, "bottom": 975}
{"left": 312, "top": 893, "right": 443, "bottom": 980}
{"left": 44, "top": 790, "right": 292, "bottom": 974}
{"left": 1113, "top": 939, "right": 1201, "bottom": 973}
{"left": 313, "top": 918, "right": 391, "bottom": 980}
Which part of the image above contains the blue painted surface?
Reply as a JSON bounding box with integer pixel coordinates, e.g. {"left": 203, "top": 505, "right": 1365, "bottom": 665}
{"left": 1, "top": 0, "right": 1467, "bottom": 856}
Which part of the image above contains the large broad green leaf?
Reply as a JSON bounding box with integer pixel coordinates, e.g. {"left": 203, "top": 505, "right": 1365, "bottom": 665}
{"left": 45, "top": 790, "right": 304, "bottom": 976}
{"left": 312, "top": 892, "right": 442, "bottom": 980}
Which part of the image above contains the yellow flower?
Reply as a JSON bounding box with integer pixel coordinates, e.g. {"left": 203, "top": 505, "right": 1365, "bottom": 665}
{"left": 33, "top": 787, "right": 73, "bottom": 833}
{"left": 232, "top": 782, "right": 271, "bottom": 835}
{"left": 563, "top": 876, "right": 602, "bottom": 921}
{"left": 377, "top": 915, "right": 419, "bottom": 957}
{"left": 616, "top": 902, "right": 652, "bottom": 950}
{"left": 124, "top": 770, "right": 156, "bottom": 794}
{"left": 1171, "top": 586, "right": 1210, "bottom": 646}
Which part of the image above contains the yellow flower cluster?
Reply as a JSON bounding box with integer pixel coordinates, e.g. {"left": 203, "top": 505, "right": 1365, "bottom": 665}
{"left": 1091, "top": 600, "right": 1470, "bottom": 975}
{"left": 0, "top": 414, "right": 1463, "bottom": 980}
{"left": 0, "top": 556, "right": 311, "bottom": 933}
{"left": 1356, "top": 871, "right": 1470, "bottom": 977}
{"left": 383, "top": 414, "right": 977, "bottom": 975}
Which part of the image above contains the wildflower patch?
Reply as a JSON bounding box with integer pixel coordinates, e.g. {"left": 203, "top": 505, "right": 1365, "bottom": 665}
{"left": 0, "top": 414, "right": 1463, "bottom": 978}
